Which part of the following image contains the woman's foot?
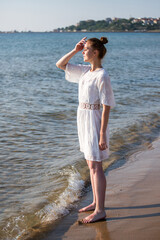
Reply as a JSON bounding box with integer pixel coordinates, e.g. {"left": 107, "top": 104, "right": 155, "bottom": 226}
{"left": 78, "top": 210, "right": 106, "bottom": 224}
{"left": 78, "top": 203, "right": 96, "bottom": 213}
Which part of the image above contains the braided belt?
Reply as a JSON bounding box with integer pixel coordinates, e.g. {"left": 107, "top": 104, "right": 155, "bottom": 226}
{"left": 79, "top": 103, "right": 100, "bottom": 110}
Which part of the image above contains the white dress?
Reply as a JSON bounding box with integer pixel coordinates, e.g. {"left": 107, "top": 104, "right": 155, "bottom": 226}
{"left": 65, "top": 63, "right": 115, "bottom": 161}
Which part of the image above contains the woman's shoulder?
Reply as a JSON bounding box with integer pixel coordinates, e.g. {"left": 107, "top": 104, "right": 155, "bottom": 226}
{"left": 81, "top": 64, "right": 91, "bottom": 71}
{"left": 98, "top": 68, "right": 109, "bottom": 80}
{"left": 67, "top": 63, "right": 90, "bottom": 70}
{"left": 66, "top": 63, "right": 90, "bottom": 75}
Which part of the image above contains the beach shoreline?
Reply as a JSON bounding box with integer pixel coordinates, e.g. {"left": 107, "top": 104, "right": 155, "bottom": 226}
{"left": 1, "top": 31, "right": 160, "bottom": 240}
{"left": 43, "top": 137, "right": 160, "bottom": 240}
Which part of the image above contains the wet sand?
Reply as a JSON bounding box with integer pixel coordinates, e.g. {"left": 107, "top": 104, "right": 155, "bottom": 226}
{"left": 44, "top": 137, "right": 160, "bottom": 240}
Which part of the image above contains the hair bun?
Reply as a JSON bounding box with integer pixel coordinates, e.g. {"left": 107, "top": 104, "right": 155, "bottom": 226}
{"left": 100, "top": 37, "right": 108, "bottom": 44}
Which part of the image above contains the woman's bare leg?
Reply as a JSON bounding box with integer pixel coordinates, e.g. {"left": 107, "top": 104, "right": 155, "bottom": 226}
{"left": 78, "top": 160, "right": 96, "bottom": 212}
{"left": 82, "top": 161, "right": 106, "bottom": 223}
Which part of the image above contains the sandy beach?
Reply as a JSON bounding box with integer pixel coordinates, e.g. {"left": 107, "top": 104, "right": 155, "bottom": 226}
{"left": 43, "top": 137, "right": 160, "bottom": 240}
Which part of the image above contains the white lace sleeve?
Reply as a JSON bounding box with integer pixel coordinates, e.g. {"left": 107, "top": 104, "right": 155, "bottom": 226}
{"left": 99, "top": 74, "right": 116, "bottom": 108}
{"left": 65, "top": 63, "right": 85, "bottom": 83}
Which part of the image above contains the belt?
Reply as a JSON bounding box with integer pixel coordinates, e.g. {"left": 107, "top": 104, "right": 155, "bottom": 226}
{"left": 79, "top": 103, "right": 100, "bottom": 110}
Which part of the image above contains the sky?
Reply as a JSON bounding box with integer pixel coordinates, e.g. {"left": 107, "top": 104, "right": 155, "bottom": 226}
{"left": 0, "top": 0, "right": 160, "bottom": 32}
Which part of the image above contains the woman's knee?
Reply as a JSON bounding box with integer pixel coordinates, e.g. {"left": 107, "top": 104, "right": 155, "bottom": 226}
{"left": 89, "top": 161, "right": 102, "bottom": 174}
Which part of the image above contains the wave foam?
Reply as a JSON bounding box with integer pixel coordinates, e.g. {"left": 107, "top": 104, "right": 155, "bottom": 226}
{"left": 36, "top": 166, "right": 84, "bottom": 223}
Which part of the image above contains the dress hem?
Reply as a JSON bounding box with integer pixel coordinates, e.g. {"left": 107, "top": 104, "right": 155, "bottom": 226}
{"left": 80, "top": 149, "right": 109, "bottom": 162}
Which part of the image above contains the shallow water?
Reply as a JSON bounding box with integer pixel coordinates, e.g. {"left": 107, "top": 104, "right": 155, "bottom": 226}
{"left": 0, "top": 32, "right": 160, "bottom": 240}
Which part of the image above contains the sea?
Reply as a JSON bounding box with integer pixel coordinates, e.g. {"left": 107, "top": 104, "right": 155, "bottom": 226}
{"left": 0, "top": 32, "right": 160, "bottom": 240}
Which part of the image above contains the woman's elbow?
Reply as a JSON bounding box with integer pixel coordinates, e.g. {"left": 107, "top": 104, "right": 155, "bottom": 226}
{"left": 56, "top": 61, "right": 60, "bottom": 68}
{"left": 56, "top": 62, "right": 66, "bottom": 70}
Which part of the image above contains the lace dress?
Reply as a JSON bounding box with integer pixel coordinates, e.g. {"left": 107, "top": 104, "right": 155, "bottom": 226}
{"left": 65, "top": 63, "right": 115, "bottom": 161}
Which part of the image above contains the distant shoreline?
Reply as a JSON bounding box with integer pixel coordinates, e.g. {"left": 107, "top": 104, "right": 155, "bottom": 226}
{"left": 1, "top": 30, "right": 160, "bottom": 34}
{"left": 1, "top": 17, "right": 160, "bottom": 34}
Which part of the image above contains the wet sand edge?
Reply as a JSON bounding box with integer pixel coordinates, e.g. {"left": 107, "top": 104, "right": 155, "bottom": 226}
{"left": 44, "top": 137, "right": 160, "bottom": 240}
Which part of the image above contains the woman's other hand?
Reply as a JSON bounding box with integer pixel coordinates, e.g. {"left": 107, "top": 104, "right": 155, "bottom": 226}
{"left": 99, "top": 133, "right": 108, "bottom": 151}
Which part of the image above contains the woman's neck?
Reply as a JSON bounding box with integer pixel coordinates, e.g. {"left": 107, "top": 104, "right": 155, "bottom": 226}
{"left": 90, "top": 60, "right": 102, "bottom": 72}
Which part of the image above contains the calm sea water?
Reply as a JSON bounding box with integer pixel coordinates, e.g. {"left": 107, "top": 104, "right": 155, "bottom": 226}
{"left": 0, "top": 32, "right": 160, "bottom": 240}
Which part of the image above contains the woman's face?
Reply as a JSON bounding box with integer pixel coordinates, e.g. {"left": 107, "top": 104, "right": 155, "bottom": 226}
{"left": 82, "top": 41, "right": 96, "bottom": 62}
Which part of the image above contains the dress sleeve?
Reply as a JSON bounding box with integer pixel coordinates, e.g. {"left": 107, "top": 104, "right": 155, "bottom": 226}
{"left": 98, "top": 74, "right": 116, "bottom": 108}
{"left": 65, "top": 63, "right": 85, "bottom": 83}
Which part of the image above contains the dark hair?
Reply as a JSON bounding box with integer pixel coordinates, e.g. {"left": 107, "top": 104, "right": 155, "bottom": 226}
{"left": 87, "top": 37, "right": 108, "bottom": 59}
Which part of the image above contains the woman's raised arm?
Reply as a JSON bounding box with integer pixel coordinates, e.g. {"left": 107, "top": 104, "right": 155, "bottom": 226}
{"left": 56, "top": 37, "right": 86, "bottom": 71}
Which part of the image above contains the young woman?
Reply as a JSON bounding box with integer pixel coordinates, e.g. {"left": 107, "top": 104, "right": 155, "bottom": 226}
{"left": 56, "top": 37, "right": 115, "bottom": 223}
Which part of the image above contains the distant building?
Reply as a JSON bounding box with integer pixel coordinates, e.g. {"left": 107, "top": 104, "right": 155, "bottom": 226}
{"left": 132, "top": 17, "right": 160, "bottom": 25}
{"left": 112, "top": 17, "right": 121, "bottom": 21}
{"left": 153, "top": 19, "right": 158, "bottom": 24}
{"left": 131, "top": 18, "right": 142, "bottom": 23}
{"left": 105, "top": 18, "right": 112, "bottom": 24}
{"left": 141, "top": 18, "right": 148, "bottom": 25}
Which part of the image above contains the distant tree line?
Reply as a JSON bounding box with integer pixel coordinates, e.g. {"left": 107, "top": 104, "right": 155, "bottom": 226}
{"left": 55, "top": 18, "right": 160, "bottom": 32}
